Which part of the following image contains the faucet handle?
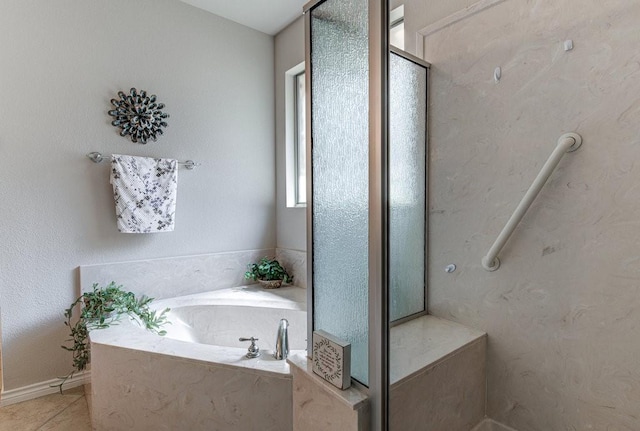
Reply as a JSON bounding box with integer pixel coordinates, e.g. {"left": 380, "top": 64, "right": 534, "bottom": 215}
{"left": 239, "top": 337, "right": 261, "bottom": 358}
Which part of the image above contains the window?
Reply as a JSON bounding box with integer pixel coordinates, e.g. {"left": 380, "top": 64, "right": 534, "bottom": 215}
{"left": 285, "top": 62, "right": 306, "bottom": 207}
{"left": 294, "top": 71, "right": 306, "bottom": 205}
{"left": 390, "top": 5, "right": 404, "bottom": 50}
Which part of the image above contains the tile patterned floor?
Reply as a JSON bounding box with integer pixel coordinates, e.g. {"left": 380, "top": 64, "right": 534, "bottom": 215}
{"left": 0, "top": 386, "right": 91, "bottom": 431}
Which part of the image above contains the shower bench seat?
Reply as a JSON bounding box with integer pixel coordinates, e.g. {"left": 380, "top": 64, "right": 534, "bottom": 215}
{"left": 288, "top": 315, "right": 487, "bottom": 431}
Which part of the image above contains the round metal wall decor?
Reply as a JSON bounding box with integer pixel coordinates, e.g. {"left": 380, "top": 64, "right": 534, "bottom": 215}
{"left": 108, "top": 88, "right": 169, "bottom": 144}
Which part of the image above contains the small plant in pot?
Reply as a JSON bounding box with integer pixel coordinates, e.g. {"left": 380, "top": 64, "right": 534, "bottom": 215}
{"left": 54, "top": 282, "right": 169, "bottom": 392}
{"left": 244, "top": 257, "right": 293, "bottom": 289}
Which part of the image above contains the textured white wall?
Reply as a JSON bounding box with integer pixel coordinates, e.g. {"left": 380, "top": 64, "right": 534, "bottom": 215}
{"left": 0, "top": 0, "right": 274, "bottom": 390}
{"left": 275, "top": 17, "right": 306, "bottom": 251}
{"left": 414, "top": 0, "right": 640, "bottom": 429}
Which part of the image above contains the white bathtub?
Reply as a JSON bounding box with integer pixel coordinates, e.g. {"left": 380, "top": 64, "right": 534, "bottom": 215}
{"left": 89, "top": 285, "right": 307, "bottom": 431}
{"left": 155, "top": 287, "right": 307, "bottom": 353}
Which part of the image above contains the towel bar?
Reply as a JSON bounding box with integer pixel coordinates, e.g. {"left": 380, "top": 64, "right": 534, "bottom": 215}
{"left": 86, "top": 152, "right": 200, "bottom": 170}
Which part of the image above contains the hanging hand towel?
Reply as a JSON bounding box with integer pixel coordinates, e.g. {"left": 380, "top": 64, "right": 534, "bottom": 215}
{"left": 110, "top": 154, "right": 178, "bottom": 233}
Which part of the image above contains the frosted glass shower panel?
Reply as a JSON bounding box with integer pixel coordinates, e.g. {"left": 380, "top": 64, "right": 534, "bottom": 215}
{"left": 311, "top": 0, "right": 369, "bottom": 385}
{"left": 389, "top": 52, "right": 427, "bottom": 321}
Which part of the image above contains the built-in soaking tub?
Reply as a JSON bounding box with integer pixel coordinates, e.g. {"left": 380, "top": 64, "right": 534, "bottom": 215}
{"left": 89, "top": 285, "right": 307, "bottom": 431}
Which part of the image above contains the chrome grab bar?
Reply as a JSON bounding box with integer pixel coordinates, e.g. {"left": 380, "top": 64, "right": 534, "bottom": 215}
{"left": 482, "top": 132, "right": 583, "bottom": 271}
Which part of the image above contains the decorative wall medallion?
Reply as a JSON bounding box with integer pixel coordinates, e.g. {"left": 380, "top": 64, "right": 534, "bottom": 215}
{"left": 108, "top": 88, "right": 169, "bottom": 144}
{"left": 312, "top": 330, "right": 351, "bottom": 390}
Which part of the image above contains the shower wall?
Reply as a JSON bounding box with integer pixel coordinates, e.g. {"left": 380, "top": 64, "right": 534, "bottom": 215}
{"left": 408, "top": 0, "right": 640, "bottom": 430}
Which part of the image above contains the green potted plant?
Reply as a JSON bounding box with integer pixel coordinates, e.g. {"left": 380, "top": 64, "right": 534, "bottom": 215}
{"left": 55, "top": 282, "right": 169, "bottom": 392}
{"left": 244, "top": 257, "right": 293, "bottom": 289}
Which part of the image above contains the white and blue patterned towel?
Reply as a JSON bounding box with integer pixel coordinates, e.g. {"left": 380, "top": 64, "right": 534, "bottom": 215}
{"left": 110, "top": 154, "right": 178, "bottom": 233}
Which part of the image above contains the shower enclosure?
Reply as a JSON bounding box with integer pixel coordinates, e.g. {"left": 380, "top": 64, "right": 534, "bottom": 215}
{"left": 304, "top": 0, "right": 428, "bottom": 428}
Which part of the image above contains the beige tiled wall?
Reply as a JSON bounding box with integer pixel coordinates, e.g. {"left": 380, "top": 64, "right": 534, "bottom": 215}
{"left": 413, "top": 0, "right": 640, "bottom": 429}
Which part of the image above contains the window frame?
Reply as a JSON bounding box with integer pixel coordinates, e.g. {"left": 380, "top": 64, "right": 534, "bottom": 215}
{"left": 285, "top": 62, "right": 307, "bottom": 208}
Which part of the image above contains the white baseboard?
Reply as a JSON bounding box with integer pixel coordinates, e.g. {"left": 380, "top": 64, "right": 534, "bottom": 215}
{"left": 0, "top": 371, "right": 91, "bottom": 407}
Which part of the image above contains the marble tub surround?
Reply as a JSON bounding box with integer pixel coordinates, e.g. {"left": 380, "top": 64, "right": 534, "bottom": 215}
{"left": 91, "top": 342, "right": 293, "bottom": 431}
{"left": 79, "top": 248, "right": 275, "bottom": 299}
{"left": 89, "top": 285, "right": 306, "bottom": 377}
{"left": 276, "top": 248, "right": 307, "bottom": 288}
{"left": 416, "top": 0, "right": 640, "bottom": 429}
{"left": 90, "top": 285, "right": 306, "bottom": 430}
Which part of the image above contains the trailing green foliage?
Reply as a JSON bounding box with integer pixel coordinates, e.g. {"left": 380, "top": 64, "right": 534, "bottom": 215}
{"left": 244, "top": 257, "right": 293, "bottom": 283}
{"left": 55, "top": 282, "right": 169, "bottom": 392}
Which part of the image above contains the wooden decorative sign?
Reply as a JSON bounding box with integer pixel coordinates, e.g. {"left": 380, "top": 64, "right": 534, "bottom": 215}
{"left": 312, "top": 330, "right": 351, "bottom": 390}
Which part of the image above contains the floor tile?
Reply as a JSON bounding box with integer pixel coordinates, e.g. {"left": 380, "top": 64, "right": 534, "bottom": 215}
{"left": 0, "top": 387, "right": 85, "bottom": 431}
{"left": 38, "top": 396, "right": 91, "bottom": 431}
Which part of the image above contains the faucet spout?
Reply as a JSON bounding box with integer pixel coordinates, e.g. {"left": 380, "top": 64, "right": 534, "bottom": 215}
{"left": 274, "top": 318, "right": 289, "bottom": 360}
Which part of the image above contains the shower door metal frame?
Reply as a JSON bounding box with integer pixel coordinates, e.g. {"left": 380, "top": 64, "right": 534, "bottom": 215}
{"left": 303, "top": 0, "right": 390, "bottom": 429}
{"left": 303, "top": 7, "right": 313, "bottom": 368}
{"left": 368, "top": 1, "right": 390, "bottom": 430}
{"left": 388, "top": 46, "right": 431, "bottom": 329}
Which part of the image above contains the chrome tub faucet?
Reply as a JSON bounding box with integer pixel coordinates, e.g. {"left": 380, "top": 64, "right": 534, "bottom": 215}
{"left": 274, "top": 318, "right": 289, "bottom": 360}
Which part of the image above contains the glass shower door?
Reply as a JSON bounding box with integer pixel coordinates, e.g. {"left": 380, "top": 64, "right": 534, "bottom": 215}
{"left": 307, "top": 0, "right": 428, "bottom": 428}
{"left": 389, "top": 49, "right": 428, "bottom": 323}
{"left": 309, "top": 0, "right": 370, "bottom": 386}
